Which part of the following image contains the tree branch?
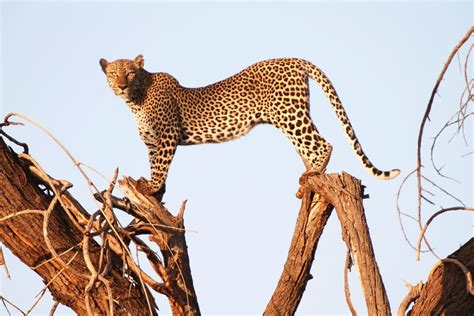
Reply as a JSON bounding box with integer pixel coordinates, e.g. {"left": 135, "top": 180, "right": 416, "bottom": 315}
{"left": 302, "top": 172, "right": 391, "bottom": 315}
{"left": 266, "top": 172, "right": 391, "bottom": 315}
{"left": 264, "top": 190, "right": 333, "bottom": 314}
{"left": 0, "top": 136, "right": 155, "bottom": 315}
{"left": 408, "top": 238, "right": 474, "bottom": 315}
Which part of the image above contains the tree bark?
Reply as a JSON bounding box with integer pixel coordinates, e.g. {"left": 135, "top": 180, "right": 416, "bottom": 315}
{"left": 304, "top": 172, "right": 391, "bottom": 315}
{"left": 305, "top": 173, "right": 391, "bottom": 315}
{"left": 266, "top": 172, "right": 391, "bottom": 315}
{"left": 407, "top": 238, "right": 474, "bottom": 315}
{"left": 264, "top": 190, "right": 333, "bottom": 314}
{"left": 0, "top": 137, "right": 154, "bottom": 315}
{"left": 110, "top": 177, "right": 200, "bottom": 315}
{"left": 3, "top": 132, "right": 471, "bottom": 315}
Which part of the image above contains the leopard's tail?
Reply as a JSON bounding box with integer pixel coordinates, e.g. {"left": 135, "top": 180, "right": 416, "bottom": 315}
{"left": 299, "top": 59, "right": 400, "bottom": 180}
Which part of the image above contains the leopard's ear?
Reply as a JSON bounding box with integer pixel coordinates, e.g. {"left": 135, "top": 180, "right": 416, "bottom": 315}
{"left": 99, "top": 58, "right": 108, "bottom": 73}
{"left": 134, "top": 54, "right": 144, "bottom": 68}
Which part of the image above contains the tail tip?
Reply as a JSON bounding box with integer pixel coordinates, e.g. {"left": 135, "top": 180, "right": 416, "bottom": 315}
{"left": 385, "top": 168, "right": 400, "bottom": 180}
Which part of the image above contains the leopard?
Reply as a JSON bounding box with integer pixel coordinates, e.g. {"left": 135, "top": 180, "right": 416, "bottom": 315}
{"left": 99, "top": 54, "right": 400, "bottom": 196}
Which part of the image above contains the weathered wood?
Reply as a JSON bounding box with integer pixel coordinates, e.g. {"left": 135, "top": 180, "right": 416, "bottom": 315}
{"left": 0, "top": 137, "right": 154, "bottom": 315}
{"left": 408, "top": 238, "right": 474, "bottom": 315}
{"left": 303, "top": 172, "right": 391, "bottom": 315}
{"left": 264, "top": 190, "right": 333, "bottom": 314}
{"left": 113, "top": 176, "right": 200, "bottom": 315}
{"left": 4, "top": 131, "right": 471, "bottom": 315}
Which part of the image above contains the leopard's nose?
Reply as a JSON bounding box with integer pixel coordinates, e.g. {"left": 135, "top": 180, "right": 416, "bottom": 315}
{"left": 118, "top": 84, "right": 128, "bottom": 90}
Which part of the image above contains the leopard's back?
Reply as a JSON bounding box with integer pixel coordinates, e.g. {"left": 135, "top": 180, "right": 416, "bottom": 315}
{"left": 174, "top": 58, "right": 310, "bottom": 145}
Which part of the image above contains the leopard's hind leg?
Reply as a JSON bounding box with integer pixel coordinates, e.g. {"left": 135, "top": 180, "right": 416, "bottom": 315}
{"left": 270, "top": 100, "right": 332, "bottom": 198}
{"left": 289, "top": 121, "right": 333, "bottom": 199}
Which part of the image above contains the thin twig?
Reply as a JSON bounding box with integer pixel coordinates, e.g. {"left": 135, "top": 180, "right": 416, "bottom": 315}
{"left": 0, "top": 296, "right": 25, "bottom": 315}
{"left": 130, "top": 235, "right": 166, "bottom": 280}
{"left": 430, "top": 117, "right": 464, "bottom": 181}
{"left": 0, "top": 209, "right": 45, "bottom": 223}
{"left": 41, "top": 193, "right": 88, "bottom": 278}
{"left": 0, "top": 129, "right": 29, "bottom": 153}
{"left": 421, "top": 175, "right": 465, "bottom": 206}
{"left": 0, "top": 246, "right": 11, "bottom": 279}
{"left": 32, "top": 244, "right": 79, "bottom": 270}
{"left": 396, "top": 169, "right": 423, "bottom": 251}
{"left": 343, "top": 248, "right": 357, "bottom": 316}
{"left": 25, "top": 250, "right": 80, "bottom": 315}
{"left": 3, "top": 113, "right": 102, "bottom": 195}
{"left": 124, "top": 252, "right": 168, "bottom": 294}
{"left": 20, "top": 153, "right": 85, "bottom": 233}
{"left": 416, "top": 26, "right": 473, "bottom": 252}
{"left": 416, "top": 206, "right": 474, "bottom": 260}
{"left": 1, "top": 297, "right": 12, "bottom": 316}
{"left": 49, "top": 301, "right": 59, "bottom": 316}
{"left": 397, "top": 282, "right": 423, "bottom": 316}
{"left": 78, "top": 162, "right": 112, "bottom": 183}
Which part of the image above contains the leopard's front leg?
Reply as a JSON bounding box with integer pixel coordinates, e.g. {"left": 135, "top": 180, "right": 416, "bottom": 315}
{"left": 136, "top": 134, "right": 179, "bottom": 196}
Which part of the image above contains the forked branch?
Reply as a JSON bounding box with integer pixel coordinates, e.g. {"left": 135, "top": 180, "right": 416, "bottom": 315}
{"left": 266, "top": 172, "right": 390, "bottom": 315}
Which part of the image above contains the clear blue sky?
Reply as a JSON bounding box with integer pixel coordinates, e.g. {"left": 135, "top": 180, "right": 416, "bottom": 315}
{"left": 1, "top": 1, "right": 472, "bottom": 315}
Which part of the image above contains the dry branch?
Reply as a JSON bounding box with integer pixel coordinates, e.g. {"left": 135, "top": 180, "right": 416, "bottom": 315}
{"left": 264, "top": 190, "right": 333, "bottom": 314}
{"left": 414, "top": 26, "right": 473, "bottom": 256}
{"left": 397, "top": 282, "right": 423, "bottom": 316}
{"left": 1, "top": 110, "right": 201, "bottom": 315}
{"left": 111, "top": 177, "right": 200, "bottom": 315}
{"left": 0, "top": 137, "right": 153, "bottom": 315}
{"left": 266, "top": 172, "right": 390, "bottom": 315}
{"left": 395, "top": 27, "right": 474, "bottom": 316}
{"left": 302, "top": 173, "right": 391, "bottom": 315}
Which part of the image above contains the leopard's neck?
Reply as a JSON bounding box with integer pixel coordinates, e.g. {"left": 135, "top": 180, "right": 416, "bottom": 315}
{"left": 125, "top": 70, "right": 154, "bottom": 113}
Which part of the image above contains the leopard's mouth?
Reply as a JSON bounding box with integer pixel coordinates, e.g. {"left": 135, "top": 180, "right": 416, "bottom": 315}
{"left": 118, "top": 92, "right": 129, "bottom": 101}
{"left": 114, "top": 88, "right": 129, "bottom": 100}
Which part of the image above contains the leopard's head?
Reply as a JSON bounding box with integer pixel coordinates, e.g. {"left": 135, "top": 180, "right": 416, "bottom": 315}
{"left": 100, "top": 55, "right": 146, "bottom": 102}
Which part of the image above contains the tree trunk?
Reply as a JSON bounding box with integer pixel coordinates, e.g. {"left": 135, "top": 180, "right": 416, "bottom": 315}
{"left": 408, "top": 238, "right": 474, "bottom": 315}
{"left": 0, "top": 137, "right": 155, "bottom": 315}
{"left": 266, "top": 172, "right": 391, "bottom": 315}
{"left": 264, "top": 190, "right": 333, "bottom": 314}
{"left": 303, "top": 173, "right": 391, "bottom": 315}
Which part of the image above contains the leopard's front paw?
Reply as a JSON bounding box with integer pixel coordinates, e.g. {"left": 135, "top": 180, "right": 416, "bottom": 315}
{"left": 136, "top": 177, "right": 155, "bottom": 195}
{"left": 297, "top": 169, "right": 324, "bottom": 199}
{"left": 299, "top": 170, "right": 319, "bottom": 186}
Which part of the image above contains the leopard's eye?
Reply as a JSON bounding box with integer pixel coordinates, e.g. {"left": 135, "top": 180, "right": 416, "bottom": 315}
{"left": 127, "top": 72, "right": 135, "bottom": 79}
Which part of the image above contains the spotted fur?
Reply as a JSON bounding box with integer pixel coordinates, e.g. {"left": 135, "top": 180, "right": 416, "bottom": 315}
{"left": 100, "top": 55, "right": 400, "bottom": 194}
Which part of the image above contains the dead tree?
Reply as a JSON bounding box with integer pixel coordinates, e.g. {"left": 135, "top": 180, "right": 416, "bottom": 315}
{"left": 0, "top": 134, "right": 199, "bottom": 315}
{"left": 265, "top": 173, "right": 391, "bottom": 315}
{"left": 1, "top": 130, "right": 393, "bottom": 315}
{"left": 400, "top": 238, "right": 474, "bottom": 315}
